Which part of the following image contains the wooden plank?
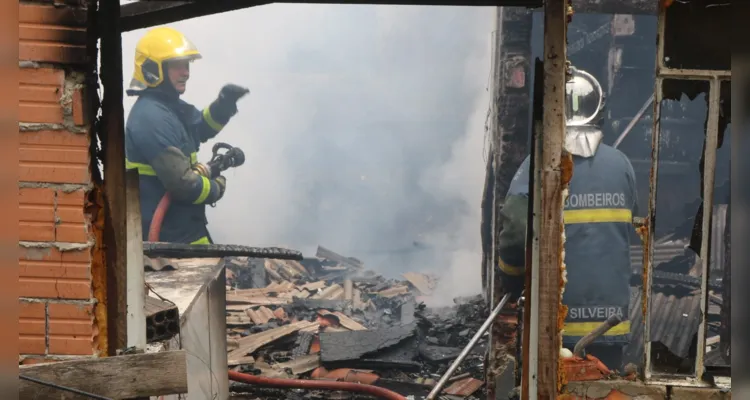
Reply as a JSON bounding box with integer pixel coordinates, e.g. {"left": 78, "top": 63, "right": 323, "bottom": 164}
{"left": 227, "top": 355, "right": 256, "bottom": 367}
{"left": 533, "top": 0, "right": 568, "bottom": 398}
{"left": 377, "top": 285, "right": 409, "bottom": 298}
{"left": 19, "top": 351, "right": 188, "bottom": 399}
{"left": 271, "top": 354, "right": 321, "bottom": 376}
{"left": 226, "top": 304, "right": 251, "bottom": 312}
{"left": 300, "top": 280, "right": 327, "bottom": 292}
{"left": 402, "top": 272, "right": 433, "bottom": 295}
{"left": 316, "top": 245, "right": 363, "bottom": 269}
{"left": 226, "top": 294, "right": 290, "bottom": 306}
{"left": 125, "top": 170, "right": 146, "bottom": 349}
{"left": 227, "top": 321, "right": 317, "bottom": 360}
{"left": 101, "top": 0, "right": 128, "bottom": 356}
{"left": 333, "top": 312, "right": 368, "bottom": 331}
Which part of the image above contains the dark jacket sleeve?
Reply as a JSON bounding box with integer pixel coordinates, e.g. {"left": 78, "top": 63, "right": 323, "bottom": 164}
{"left": 132, "top": 105, "right": 225, "bottom": 205}
{"left": 623, "top": 154, "right": 639, "bottom": 216}
{"left": 184, "top": 98, "right": 238, "bottom": 143}
{"left": 497, "top": 156, "right": 531, "bottom": 294}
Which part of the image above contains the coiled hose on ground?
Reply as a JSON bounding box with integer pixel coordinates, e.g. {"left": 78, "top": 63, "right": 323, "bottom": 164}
{"left": 227, "top": 370, "right": 408, "bottom": 400}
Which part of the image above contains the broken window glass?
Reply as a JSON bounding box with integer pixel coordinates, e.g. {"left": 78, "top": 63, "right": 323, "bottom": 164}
{"left": 646, "top": 79, "right": 709, "bottom": 376}
{"left": 662, "top": 0, "right": 730, "bottom": 71}
{"left": 704, "top": 81, "right": 730, "bottom": 373}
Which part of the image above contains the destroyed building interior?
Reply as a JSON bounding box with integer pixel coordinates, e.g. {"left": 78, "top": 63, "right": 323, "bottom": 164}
{"left": 16, "top": 0, "right": 731, "bottom": 399}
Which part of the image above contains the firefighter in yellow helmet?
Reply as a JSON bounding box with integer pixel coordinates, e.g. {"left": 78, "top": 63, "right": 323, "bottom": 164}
{"left": 125, "top": 26, "right": 249, "bottom": 244}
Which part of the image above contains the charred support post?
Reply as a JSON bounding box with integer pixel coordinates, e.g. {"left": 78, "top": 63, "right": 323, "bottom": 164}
{"left": 100, "top": 0, "right": 128, "bottom": 355}
{"left": 486, "top": 7, "right": 533, "bottom": 398}
{"left": 125, "top": 170, "right": 146, "bottom": 349}
{"left": 523, "top": 0, "right": 568, "bottom": 398}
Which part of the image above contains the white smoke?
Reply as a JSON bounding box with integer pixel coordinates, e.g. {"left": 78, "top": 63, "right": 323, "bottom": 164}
{"left": 122, "top": 4, "right": 494, "bottom": 301}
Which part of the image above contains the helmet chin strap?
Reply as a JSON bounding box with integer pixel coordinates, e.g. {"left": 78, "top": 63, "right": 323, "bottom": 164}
{"left": 564, "top": 125, "right": 603, "bottom": 158}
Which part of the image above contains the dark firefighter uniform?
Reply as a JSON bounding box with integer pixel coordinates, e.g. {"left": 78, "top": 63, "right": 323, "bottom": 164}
{"left": 497, "top": 67, "right": 639, "bottom": 369}
{"left": 125, "top": 27, "right": 247, "bottom": 244}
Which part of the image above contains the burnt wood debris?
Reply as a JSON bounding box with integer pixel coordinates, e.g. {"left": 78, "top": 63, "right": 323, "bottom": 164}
{"left": 220, "top": 245, "right": 497, "bottom": 399}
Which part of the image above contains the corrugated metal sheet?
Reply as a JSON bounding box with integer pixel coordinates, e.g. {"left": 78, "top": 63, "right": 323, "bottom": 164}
{"left": 628, "top": 204, "right": 728, "bottom": 274}
{"left": 630, "top": 242, "right": 687, "bottom": 272}
{"left": 627, "top": 288, "right": 701, "bottom": 360}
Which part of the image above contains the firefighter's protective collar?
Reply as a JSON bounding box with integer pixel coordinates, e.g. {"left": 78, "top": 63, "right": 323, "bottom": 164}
{"left": 564, "top": 125, "right": 602, "bottom": 158}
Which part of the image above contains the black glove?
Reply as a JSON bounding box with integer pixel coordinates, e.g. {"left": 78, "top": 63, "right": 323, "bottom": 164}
{"left": 218, "top": 84, "right": 249, "bottom": 106}
{"left": 215, "top": 175, "right": 227, "bottom": 198}
{"left": 499, "top": 275, "right": 524, "bottom": 301}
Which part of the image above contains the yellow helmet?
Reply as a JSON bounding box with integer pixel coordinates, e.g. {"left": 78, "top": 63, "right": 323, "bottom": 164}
{"left": 129, "top": 26, "right": 202, "bottom": 91}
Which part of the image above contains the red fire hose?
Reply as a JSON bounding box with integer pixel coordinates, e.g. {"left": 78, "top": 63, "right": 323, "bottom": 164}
{"left": 149, "top": 190, "right": 407, "bottom": 400}
{"left": 148, "top": 193, "right": 172, "bottom": 242}
{"left": 228, "top": 370, "right": 408, "bottom": 400}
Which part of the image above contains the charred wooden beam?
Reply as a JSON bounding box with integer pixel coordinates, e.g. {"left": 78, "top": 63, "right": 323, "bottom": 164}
{"left": 486, "top": 7, "right": 533, "bottom": 400}
{"left": 120, "top": 0, "right": 544, "bottom": 32}
{"left": 119, "top": 0, "right": 657, "bottom": 34}
{"left": 526, "top": 0, "right": 568, "bottom": 397}
{"left": 120, "top": 1, "right": 270, "bottom": 32}
{"left": 19, "top": 351, "right": 188, "bottom": 399}
{"left": 316, "top": 245, "right": 363, "bottom": 269}
{"left": 100, "top": 0, "right": 128, "bottom": 355}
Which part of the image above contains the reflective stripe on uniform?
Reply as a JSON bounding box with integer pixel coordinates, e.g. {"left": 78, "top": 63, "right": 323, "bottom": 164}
{"left": 498, "top": 257, "right": 524, "bottom": 276}
{"left": 202, "top": 107, "right": 224, "bottom": 131}
{"left": 564, "top": 208, "right": 632, "bottom": 224}
{"left": 125, "top": 159, "right": 156, "bottom": 176}
{"left": 193, "top": 176, "right": 211, "bottom": 204}
{"left": 191, "top": 236, "right": 211, "bottom": 245}
{"left": 563, "top": 321, "right": 631, "bottom": 337}
{"left": 126, "top": 153, "right": 199, "bottom": 176}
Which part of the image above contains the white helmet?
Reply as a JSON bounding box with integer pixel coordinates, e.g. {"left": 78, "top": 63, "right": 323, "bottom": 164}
{"left": 565, "top": 67, "right": 605, "bottom": 127}
{"left": 564, "top": 67, "right": 605, "bottom": 157}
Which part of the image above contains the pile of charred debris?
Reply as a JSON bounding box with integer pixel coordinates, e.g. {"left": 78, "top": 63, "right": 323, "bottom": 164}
{"left": 224, "top": 246, "right": 491, "bottom": 399}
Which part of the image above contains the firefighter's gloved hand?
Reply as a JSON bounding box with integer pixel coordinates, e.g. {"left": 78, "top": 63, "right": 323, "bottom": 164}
{"left": 215, "top": 175, "right": 227, "bottom": 200}
{"left": 218, "top": 84, "right": 249, "bottom": 106}
{"left": 499, "top": 276, "right": 524, "bottom": 302}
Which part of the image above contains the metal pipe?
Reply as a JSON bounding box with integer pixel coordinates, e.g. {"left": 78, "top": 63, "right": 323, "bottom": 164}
{"left": 572, "top": 314, "right": 622, "bottom": 357}
{"left": 613, "top": 94, "right": 654, "bottom": 149}
{"left": 426, "top": 293, "right": 511, "bottom": 400}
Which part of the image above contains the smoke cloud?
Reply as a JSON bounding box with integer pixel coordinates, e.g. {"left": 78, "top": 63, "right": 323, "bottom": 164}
{"left": 122, "top": 4, "right": 494, "bottom": 303}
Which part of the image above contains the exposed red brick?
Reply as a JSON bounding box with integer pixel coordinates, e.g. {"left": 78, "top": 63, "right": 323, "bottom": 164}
{"left": 20, "top": 130, "right": 90, "bottom": 184}
{"left": 19, "top": 68, "right": 64, "bottom": 87}
{"left": 18, "top": 186, "right": 89, "bottom": 243}
{"left": 72, "top": 87, "right": 85, "bottom": 126}
{"left": 19, "top": 301, "right": 46, "bottom": 355}
{"left": 19, "top": 67, "right": 65, "bottom": 124}
{"left": 19, "top": 188, "right": 55, "bottom": 242}
{"left": 19, "top": 4, "right": 87, "bottom": 64}
{"left": 19, "top": 3, "right": 88, "bottom": 26}
{"left": 20, "top": 84, "right": 61, "bottom": 104}
{"left": 19, "top": 246, "right": 91, "bottom": 300}
{"left": 48, "top": 303, "right": 95, "bottom": 355}
{"left": 56, "top": 189, "right": 88, "bottom": 243}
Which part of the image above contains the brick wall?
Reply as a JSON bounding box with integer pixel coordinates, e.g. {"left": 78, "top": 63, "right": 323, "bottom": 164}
{"left": 18, "top": 1, "right": 98, "bottom": 363}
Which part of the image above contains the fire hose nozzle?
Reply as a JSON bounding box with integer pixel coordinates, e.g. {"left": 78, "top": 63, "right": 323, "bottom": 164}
{"left": 206, "top": 143, "right": 245, "bottom": 178}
